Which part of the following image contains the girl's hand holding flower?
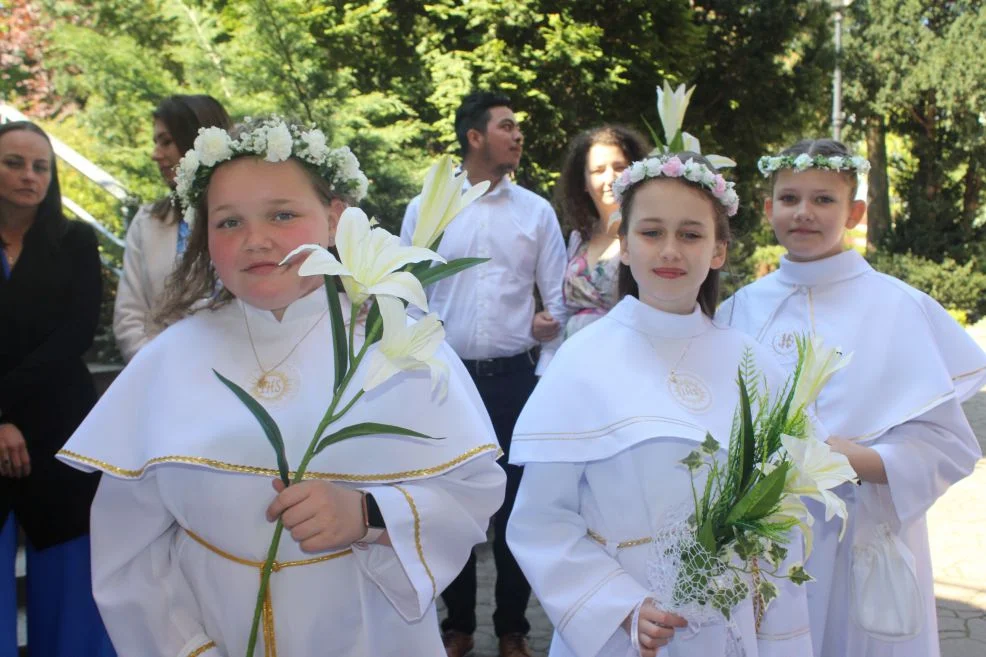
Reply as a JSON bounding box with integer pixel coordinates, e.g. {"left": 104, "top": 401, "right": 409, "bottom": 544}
{"left": 266, "top": 480, "right": 370, "bottom": 552}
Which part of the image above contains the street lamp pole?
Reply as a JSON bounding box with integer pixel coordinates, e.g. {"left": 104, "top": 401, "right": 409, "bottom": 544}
{"left": 831, "top": 0, "right": 852, "bottom": 141}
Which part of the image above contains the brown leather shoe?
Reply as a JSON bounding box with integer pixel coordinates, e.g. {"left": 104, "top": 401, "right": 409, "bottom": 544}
{"left": 498, "top": 633, "right": 533, "bottom": 657}
{"left": 442, "top": 629, "right": 474, "bottom": 657}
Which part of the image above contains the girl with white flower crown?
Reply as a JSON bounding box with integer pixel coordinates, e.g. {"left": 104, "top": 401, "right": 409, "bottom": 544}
{"left": 55, "top": 116, "right": 506, "bottom": 657}
{"left": 507, "top": 149, "right": 814, "bottom": 657}
{"left": 719, "top": 138, "right": 986, "bottom": 657}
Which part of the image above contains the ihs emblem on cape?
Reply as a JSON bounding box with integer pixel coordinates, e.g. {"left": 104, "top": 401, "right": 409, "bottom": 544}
{"left": 667, "top": 371, "right": 712, "bottom": 414}
{"left": 248, "top": 363, "right": 299, "bottom": 404}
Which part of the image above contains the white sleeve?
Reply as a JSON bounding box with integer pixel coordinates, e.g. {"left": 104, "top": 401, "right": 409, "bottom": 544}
{"left": 113, "top": 207, "right": 154, "bottom": 363}
{"left": 91, "top": 473, "right": 224, "bottom": 657}
{"left": 350, "top": 455, "right": 505, "bottom": 621}
{"left": 507, "top": 462, "right": 648, "bottom": 657}
{"left": 534, "top": 204, "right": 569, "bottom": 375}
{"left": 756, "top": 530, "right": 813, "bottom": 655}
{"left": 870, "top": 397, "right": 981, "bottom": 526}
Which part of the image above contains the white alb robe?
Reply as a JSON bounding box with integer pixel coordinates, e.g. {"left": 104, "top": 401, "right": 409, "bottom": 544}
{"left": 59, "top": 289, "right": 506, "bottom": 657}
{"left": 718, "top": 249, "right": 986, "bottom": 657}
{"left": 506, "top": 297, "right": 814, "bottom": 657}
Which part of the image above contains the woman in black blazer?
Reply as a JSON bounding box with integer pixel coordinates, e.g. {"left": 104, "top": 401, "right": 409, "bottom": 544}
{"left": 0, "top": 121, "right": 114, "bottom": 656}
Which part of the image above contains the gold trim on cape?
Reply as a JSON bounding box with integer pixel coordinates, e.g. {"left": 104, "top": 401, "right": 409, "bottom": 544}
{"left": 183, "top": 528, "right": 352, "bottom": 657}
{"left": 57, "top": 444, "right": 499, "bottom": 482}
{"left": 187, "top": 641, "right": 217, "bottom": 657}
{"left": 394, "top": 484, "right": 437, "bottom": 601}
{"left": 513, "top": 416, "right": 706, "bottom": 442}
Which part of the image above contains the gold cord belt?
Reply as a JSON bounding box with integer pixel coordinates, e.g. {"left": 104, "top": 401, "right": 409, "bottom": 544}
{"left": 183, "top": 528, "right": 352, "bottom": 656}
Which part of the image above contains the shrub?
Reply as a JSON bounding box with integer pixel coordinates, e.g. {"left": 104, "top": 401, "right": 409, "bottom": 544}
{"left": 867, "top": 251, "right": 986, "bottom": 323}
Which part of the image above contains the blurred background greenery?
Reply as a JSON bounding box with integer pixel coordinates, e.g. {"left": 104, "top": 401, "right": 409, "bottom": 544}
{"left": 3, "top": 0, "right": 984, "bottom": 363}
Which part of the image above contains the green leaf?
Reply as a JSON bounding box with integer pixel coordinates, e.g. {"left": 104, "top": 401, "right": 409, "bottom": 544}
{"left": 698, "top": 516, "right": 717, "bottom": 554}
{"left": 668, "top": 128, "right": 684, "bottom": 153}
{"left": 725, "top": 462, "right": 789, "bottom": 525}
{"left": 324, "top": 275, "right": 348, "bottom": 392}
{"left": 364, "top": 298, "right": 382, "bottom": 347}
{"left": 767, "top": 542, "right": 789, "bottom": 567}
{"left": 641, "top": 114, "right": 661, "bottom": 150}
{"left": 758, "top": 577, "right": 779, "bottom": 606}
{"left": 701, "top": 433, "right": 721, "bottom": 455}
{"left": 788, "top": 564, "right": 814, "bottom": 586}
{"left": 733, "top": 531, "right": 761, "bottom": 561}
{"left": 680, "top": 450, "right": 706, "bottom": 471}
{"left": 737, "top": 368, "right": 757, "bottom": 491}
{"left": 213, "top": 370, "right": 290, "bottom": 486}
{"left": 415, "top": 257, "right": 488, "bottom": 288}
{"left": 313, "top": 422, "right": 440, "bottom": 455}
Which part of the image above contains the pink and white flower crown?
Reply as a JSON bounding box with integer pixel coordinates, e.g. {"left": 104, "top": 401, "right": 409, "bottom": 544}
{"left": 613, "top": 154, "right": 740, "bottom": 217}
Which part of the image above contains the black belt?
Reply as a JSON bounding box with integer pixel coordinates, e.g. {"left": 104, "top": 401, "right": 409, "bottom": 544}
{"left": 461, "top": 349, "right": 537, "bottom": 378}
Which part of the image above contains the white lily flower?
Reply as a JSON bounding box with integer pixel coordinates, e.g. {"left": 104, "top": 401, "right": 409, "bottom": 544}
{"left": 765, "top": 493, "right": 816, "bottom": 557}
{"left": 781, "top": 433, "right": 857, "bottom": 539}
{"left": 412, "top": 155, "right": 490, "bottom": 248}
{"left": 657, "top": 81, "right": 696, "bottom": 146}
{"left": 792, "top": 335, "right": 852, "bottom": 411}
{"left": 282, "top": 207, "right": 444, "bottom": 311}
{"left": 680, "top": 131, "right": 737, "bottom": 169}
{"left": 363, "top": 296, "right": 449, "bottom": 398}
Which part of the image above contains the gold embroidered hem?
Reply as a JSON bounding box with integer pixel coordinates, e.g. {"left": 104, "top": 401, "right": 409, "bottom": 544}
{"left": 57, "top": 443, "right": 499, "bottom": 482}
{"left": 187, "top": 641, "right": 216, "bottom": 657}
{"left": 393, "top": 484, "right": 436, "bottom": 601}
{"left": 586, "top": 528, "right": 653, "bottom": 550}
{"left": 513, "top": 415, "right": 706, "bottom": 442}
{"left": 183, "top": 529, "right": 352, "bottom": 657}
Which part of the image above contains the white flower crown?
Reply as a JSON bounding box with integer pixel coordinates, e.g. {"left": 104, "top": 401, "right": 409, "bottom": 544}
{"left": 757, "top": 153, "right": 871, "bottom": 178}
{"left": 613, "top": 154, "right": 740, "bottom": 217}
{"left": 173, "top": 116, "right": 370, "bottom": 227}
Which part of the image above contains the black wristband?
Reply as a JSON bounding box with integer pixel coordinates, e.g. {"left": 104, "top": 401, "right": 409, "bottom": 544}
{"left": 365, "top": 493, "right": 386, "bottom": 529}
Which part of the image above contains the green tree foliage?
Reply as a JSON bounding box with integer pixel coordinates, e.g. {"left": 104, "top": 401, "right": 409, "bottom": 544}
{"left": 10, "top": 0, "right": 835, "bottom": 235}
{"left": 844, "top": 0, "right": 986, "bottom": 261}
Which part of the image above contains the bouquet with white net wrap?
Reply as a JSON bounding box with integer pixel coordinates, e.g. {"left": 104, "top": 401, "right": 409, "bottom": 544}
{"left": 635, "top": 337, "right": 858, "bottom": 656}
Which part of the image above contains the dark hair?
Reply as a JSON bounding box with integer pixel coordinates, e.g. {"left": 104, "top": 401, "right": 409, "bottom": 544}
{"left": 150, "top": 94, "right": 231, "bottom": 221}
{"left": 773, "top": 138, "right": 859, "bottom": 199}
{"left": 454, "top": 91, "right": 513, "bottom": 158}
{"left": 0, "top": 121, "right": 68, "bottom": 245}
{"left": 556, "top": 125, "right": 650, "bottom": 241}
{"left": 616, "top": 152, "right": 732, "bottom": 318}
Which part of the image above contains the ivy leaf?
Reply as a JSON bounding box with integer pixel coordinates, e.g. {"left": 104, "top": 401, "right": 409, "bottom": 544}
{"left": 767, "top": 542, "right": 789, "bottom": 567}
{"left": 701, "top": 433, "right": 721, "bottom": 455}
{"left": 758, "top": 577, "right": 779, "bottom": 607}
{"left": 680, "top": 449, "right": 706, "bottom": 471}
{"left": 788, "top": 564, "right": 814, "bottom": 586}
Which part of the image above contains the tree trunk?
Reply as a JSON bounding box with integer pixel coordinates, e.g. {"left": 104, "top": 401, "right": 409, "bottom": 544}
{"left": 866, "top": 115, "right": 891, "bottom": 250}
{"left": 962, "top": 154, "right": 982, "bottom": 235}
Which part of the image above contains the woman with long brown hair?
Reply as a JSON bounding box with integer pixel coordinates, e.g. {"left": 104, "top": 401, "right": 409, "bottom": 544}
{"left": 555, "top": 125, "right": 649, "bottom": 339}
{"left": 0, "top": 121, "right": 114, "bottom": 656}
{"left": 113, "top": 94, "right": 230, "bottom": 362}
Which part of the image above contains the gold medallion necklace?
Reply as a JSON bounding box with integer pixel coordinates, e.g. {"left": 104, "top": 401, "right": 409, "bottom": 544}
{"left": 656, "top": 336, "right": 713, "bottom": 414}
{"left": 243, "top": 306, "right": 328, "bottom": 402}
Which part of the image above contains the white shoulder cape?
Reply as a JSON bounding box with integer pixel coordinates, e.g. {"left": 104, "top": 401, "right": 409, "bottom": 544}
{"left": 719, "top": 249, "right": 986, "bottom": 443}
{"left": 60, "top": 289, "right": 499, "bottom": 482}
{"left": 510, "top": 296, "right": 788, "bottom": 465}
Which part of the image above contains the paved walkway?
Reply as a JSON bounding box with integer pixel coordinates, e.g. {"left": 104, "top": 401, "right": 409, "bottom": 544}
{"left": 450, "top": 333, "right": 986, "bottom": 657}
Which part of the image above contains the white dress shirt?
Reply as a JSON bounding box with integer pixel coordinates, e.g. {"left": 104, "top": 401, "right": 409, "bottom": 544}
{"left": 400, "top": 176, "right": 567, "bottom": 374}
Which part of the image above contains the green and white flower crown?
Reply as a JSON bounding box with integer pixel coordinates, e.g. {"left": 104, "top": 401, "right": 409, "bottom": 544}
{"left": 757, "top": 153, "right": 871, "bottom": 178}
{"left": 173, "top": 116, "right": 369, "bottom": 227}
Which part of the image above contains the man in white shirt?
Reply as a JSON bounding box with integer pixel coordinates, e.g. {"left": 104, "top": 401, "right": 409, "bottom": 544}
{"left": 401, "top": 91, "right": 568, "bottom": 657}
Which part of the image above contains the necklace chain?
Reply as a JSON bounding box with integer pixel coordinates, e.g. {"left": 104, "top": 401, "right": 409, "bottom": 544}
{"left": 243, "top": 305, "right": 328, "bottom": 379}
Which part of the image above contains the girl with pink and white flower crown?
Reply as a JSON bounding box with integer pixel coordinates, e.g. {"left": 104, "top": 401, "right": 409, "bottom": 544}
{"left": 719, "top": 138, "right": 986, "bottom": 657}
{"left": 507, "top": 147, "right": 814, "bottom": 657}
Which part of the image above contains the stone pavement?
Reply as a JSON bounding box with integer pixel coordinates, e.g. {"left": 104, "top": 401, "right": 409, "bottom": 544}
{"left": 447, "top": 334, "right": 986, "bottom": 657}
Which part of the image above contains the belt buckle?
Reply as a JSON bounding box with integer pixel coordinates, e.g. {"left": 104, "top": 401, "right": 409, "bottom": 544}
{"left": 477, "top": 357, "right": 498, "bottom": 378}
